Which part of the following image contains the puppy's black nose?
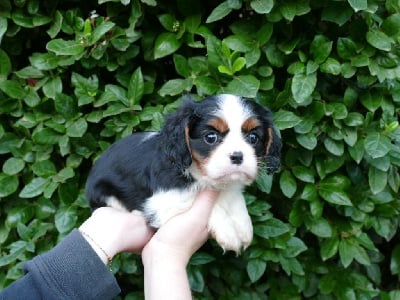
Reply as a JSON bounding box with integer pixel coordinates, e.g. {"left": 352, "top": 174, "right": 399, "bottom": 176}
{"left": 230, "top": 151, "right": 243, "bottom": 165}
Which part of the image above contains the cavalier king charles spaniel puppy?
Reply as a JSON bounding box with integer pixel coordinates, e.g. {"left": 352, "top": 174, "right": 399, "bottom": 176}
{"left": 86, "top": 94, "right": 281, "bottom": 253}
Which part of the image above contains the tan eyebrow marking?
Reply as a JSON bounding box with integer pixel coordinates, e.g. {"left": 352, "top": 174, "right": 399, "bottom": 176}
{"left": 208, "top": 117, "right": 229, "bottom": 133}
{"left": 242, "top": 117, "right": 261, "bottom": 132}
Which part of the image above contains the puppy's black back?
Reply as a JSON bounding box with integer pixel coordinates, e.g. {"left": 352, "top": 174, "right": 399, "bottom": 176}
{"left": 85, "top": 131, "right": 193, "bottom": 212}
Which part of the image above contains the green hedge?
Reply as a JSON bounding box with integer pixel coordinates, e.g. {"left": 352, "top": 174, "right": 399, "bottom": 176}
{"left": 1, "top": 0, "right": 400, "bottom": 298}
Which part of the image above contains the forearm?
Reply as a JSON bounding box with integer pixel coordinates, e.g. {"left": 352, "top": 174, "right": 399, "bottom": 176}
{"left": 1, "top": 229, "right": 120, "bottom": 300}
{"left": 142, "top": 249, "right": 192, "bottom": 300}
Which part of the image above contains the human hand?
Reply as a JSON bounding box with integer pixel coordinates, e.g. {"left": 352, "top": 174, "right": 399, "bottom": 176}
{"left": 79, "top": 207, "right": 154, "bottom": 264}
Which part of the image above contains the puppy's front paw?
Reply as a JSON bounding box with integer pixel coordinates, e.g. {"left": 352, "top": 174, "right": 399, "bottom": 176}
{"left": 208, "top": 207, "right": 244, "bottom": 254}
{"left": 209, "top": 221, "right": 242, "bottom": 254}
{"left": 232, "top": 213, "right": 253, "bottom": 250}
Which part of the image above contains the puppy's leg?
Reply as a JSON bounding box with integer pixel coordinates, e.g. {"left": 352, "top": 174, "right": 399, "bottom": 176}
{"left": 208, "top": 203, "right": 242, "bottom": 253}
{"left": 208, "top": 187, "right": 253, "bottom": 253}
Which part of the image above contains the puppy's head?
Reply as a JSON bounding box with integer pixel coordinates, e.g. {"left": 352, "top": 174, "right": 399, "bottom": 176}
{"left": 183, "top": 94, "right": 281, "bottom": 185}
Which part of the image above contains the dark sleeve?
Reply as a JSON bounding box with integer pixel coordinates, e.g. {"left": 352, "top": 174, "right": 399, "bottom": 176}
{"left": 0, "top": 229, "right": 121, "bottom": 300}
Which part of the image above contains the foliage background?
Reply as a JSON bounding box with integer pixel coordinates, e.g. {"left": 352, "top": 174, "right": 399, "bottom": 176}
{"left": 0, "top": 0, "right": 399, "bottom": 298}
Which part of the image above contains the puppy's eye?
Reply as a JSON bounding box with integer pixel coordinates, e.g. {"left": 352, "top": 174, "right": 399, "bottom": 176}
{"left": 204, "top": 131, "right": 220, "bottom": 145}
{"left": 247, "top": 132, "right": 259, "bottom": 145}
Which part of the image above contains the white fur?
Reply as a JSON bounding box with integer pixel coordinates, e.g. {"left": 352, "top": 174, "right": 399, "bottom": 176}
{"left": 144, "top": 188, "right": 198, "bottom": 227}
{"left": 105, "top": 195, "right": 130, "bottom": 212}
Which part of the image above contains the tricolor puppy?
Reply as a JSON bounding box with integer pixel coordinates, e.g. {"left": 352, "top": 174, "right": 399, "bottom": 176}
{"left": 86, "top": 94, "right": 281, "bottom": 253}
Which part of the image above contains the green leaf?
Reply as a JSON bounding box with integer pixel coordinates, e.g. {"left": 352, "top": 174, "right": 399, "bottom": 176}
{"left": 128, "top": 67, "right": 144, "bottom": 105}
{"left": 292, "top": 166, "right": 314, "bottom": 183}
{"left": 366, "top": 29, "right": 393, "bottom": 51}
{"left": 158, "top": 14, "right": 177, "bottom": 32}
{"left": 232, "top": 57, "right": 246, "bottom": 73}
{"left": 47, "top": 10, "right": 63, "bottom": 38}
{"left": 0, "top": 49, "right": 11, "bottom": 80}
{"left": 291, "top": 72, "right": 317, "bottom": 104}
{"left": 339, "top": 238, "right": 355, "bottom": 268}
{"left": 53, "top": 167, "right": 75, "bottom": 183}
{"left": 159, "top": 79, "right": 191, "bottom": 97}
{"left": 254, "top": 218, "right": 290, "bottom": 238}
{"left": 43, "top": 76, "right": 62, "bottom": 99}
{"left": 0, "top": 174, "right": 19, "bottom": 197}
{"left": 364, "top": 132, "right": 392, "bottom": 158}
{"left": 247, "top": 259, "right": 267, "bottom": 283}
{"left": 368, "top": 166, "right": 388, "bottom": 195}
{"left": 0, "top": 80, "right": 26, "bottom": 99}
{"left": 0, "top": 17, "right": 7, "bottom": 45}
{"left": 3, "top": 157, "right": 25, "bottom": 175}
{"left": 66, "top": 118, "right": 88, "bottom": 137}
{"left": 279, "top": 170, "right": 297, "bottom": 198}
{"left": 310, "top": 35, "right": 332, "bottom": 64}
{"left": 29, "top": 52, "right": 59, "bottom": 70}
{"left": 32, "top": 128, "right": 62, "bottom": 145}
{"left": 225, "top": 75, "right": 260, "bottom": 98}
{"left": 90, "top": 21, "right": 115, "bottom": 44}
{"left": 390, "top": 245, "right": 400, "bottom": 275}
{"left": 348, "top": 0, "right": 368, "bottom": 12}
{"left": 297, "top": 132, "right": 318, "bottom": 150}
{"left": 320, "top": 57, "right": 341, "bottom": 75}
{"left": 321, "top": 238, "right": 339, "bottom": 261}
{"left": 273, "top": 110, "right": 302, "bottom": 130}
{"left": 206, "top": 1, "right": 232, "bottom": 23}
{"left": 279, "top": 256, "right": 305, "bottom": 275}
{"left": 154, "top": 32, "right": 182, "bottom": 59}
{"left": 0, "top": 246, "right": 26, "bottom": 268}
{"left": 189, "top": 252, "right": 215, "bottom": 265}
{"left": 360, "top": 91, "right": 382, "bottom": 112}
{"left": 224, "top": 35, "right": 253, "bottom": 52}
{"left": 382, "top": 14, "right": 400, "bottom": 37}
{"left": 250, "top": 0, "right": 274, "bottom": 14}
{"left": 184, "top": 15, "right": 201, "bottom": 34}
{"left": 46, "top": 39, "right": 85, "bottom": 56}
{"left": 173, "top": 54, "right": 190, "bottom": 77}
{"left": 15, "top": 66, "right": 44, "bottom": 79}
{"left": 309, "top": 218, "right": 333, "bottom": 238}
{"left": 324, "top": 138, "right": 344, "bottom": 156}
{"left": 255, "top": 166, "right": 273, "bottom": 193}
{"left": 32, "top": 160, "right": 57, "bottom": 177}
{"left": 300, "top": 184, "right": 319, "bottom": 202}
{"left": 19, "top": 177, "right": 49, "bottom": 198}
{"left": 283, "top": 237, "right": 308, "bottom": 257}
{"left": 55, "top": 207, "right": 78, "bottom": 234}
{"left": 321, "top": 3, "right": 353, "bottom": 26}
{"left": 318, "top": 182, "right": 352, "bottom": 206}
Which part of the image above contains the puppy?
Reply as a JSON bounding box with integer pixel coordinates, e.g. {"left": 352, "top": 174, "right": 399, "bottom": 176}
{"left": 86, "top": 94, "right": 281, "bottom": 253}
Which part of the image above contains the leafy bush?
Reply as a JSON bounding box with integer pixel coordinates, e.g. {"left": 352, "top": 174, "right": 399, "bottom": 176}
{"left": 1, "top": 0, "right": 399, "bottom": 298}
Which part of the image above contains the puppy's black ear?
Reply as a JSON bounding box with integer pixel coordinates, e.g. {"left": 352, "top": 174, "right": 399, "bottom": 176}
{"left": 265, "top": 125, "right": 282, "bottom": 174}
{"left": 160, "top": 99, "right": 196, "bottom": 170}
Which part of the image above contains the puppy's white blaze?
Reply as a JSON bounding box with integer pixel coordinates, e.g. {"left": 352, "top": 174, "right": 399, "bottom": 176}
{"left": 216, "top": 94, "right": 252, "bottom": 132}
{"left": 105, "top": 196, "right": 130, "bottom": 212}
{"left": 205, "top": 95, "right": 258, "bottom": 183}
{"left": 144, "top": 188, "right": 198, "bottom": 227}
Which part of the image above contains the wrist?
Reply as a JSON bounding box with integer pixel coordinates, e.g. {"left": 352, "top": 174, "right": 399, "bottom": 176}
{"left": 79, "top": 228, "right": 114, "bottom": 267}
{"left": 142, "top": 241, "right": 189, "bottom": 270}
